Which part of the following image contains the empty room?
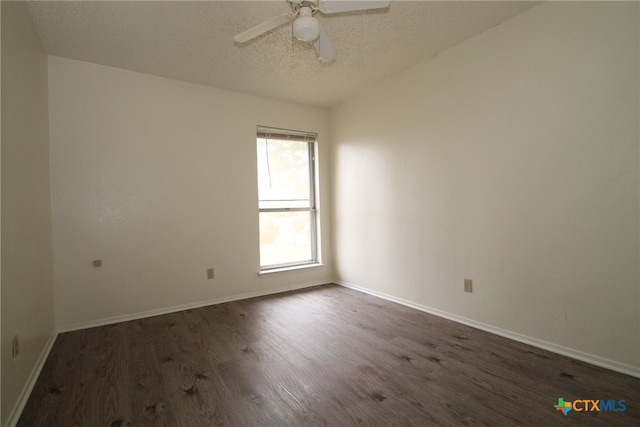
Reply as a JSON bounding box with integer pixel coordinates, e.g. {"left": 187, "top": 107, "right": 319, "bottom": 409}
{"left": 2, "top": 0, "right": 639, "bottom": 426}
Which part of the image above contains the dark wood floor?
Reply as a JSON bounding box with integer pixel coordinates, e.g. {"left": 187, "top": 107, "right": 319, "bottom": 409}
{"left": 19, "top": 284, "right": 639, "bottom": 426}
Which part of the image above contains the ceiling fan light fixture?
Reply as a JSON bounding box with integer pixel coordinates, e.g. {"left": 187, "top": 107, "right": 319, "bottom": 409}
{"left": 293, "top": 7, "right": 320, "bottom": 42}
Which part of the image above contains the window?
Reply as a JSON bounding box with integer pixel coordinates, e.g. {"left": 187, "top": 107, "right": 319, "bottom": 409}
{"left": 256, "top": 126, "right": 318, "bottom": 270}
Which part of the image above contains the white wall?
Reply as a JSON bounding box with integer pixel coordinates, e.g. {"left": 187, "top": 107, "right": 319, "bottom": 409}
{"left": 48, "top": 57, "right": 331, "bottom": 329}
{"left": 331, "top": 1, "right": 639, "bottom": 373}
{"left": 1, "top": 2, "right": 55, "bottom": 424}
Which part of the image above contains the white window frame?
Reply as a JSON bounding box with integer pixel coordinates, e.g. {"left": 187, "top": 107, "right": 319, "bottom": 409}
{"left": 257, "top": 126, "right": 319, "bottom": 272}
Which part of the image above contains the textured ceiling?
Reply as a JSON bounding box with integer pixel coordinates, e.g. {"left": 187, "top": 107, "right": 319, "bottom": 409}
{"left": 27, "top": 1, "right": 541, "bottom": 108}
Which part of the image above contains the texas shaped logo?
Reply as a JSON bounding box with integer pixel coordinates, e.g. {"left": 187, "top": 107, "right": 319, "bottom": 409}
{"left": 554, "top": 398, "right": 573, "bottom": 415}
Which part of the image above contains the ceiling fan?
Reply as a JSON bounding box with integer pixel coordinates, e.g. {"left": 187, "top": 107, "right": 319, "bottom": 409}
{"left": 234, "top": 0, "right": 391, "bottom": 63}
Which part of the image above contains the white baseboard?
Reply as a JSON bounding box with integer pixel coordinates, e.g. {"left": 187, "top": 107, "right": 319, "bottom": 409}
{"left": 5, "top": 330, "right": 58, "bottom": 427}
{"left": 336, "top": 280, "right": 640, "bottom": 379}
{"left": 58, "top": 281, "right": 328, "bottom": 333}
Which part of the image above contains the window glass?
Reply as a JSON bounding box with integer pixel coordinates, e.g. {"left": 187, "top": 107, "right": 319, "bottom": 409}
{"left": 256, "top": 128, "right": 318, "bottom": 270}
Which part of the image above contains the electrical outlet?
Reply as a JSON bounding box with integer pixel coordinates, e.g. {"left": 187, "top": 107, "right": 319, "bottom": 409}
{"left": 464, "top": 278, "right": 473, "bottom": 293}
{"left": 12, "top": 334, "right": 19, "bottom": 358}
{"left": 207, "top": 268, "right": 215, "bottom": 280}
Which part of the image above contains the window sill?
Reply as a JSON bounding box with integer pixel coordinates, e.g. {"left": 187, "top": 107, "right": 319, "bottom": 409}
{"left": 258, "top": 263, "right": 324, "bottom": 277}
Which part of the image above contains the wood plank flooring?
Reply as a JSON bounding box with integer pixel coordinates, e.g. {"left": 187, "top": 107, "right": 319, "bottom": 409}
{"left": 18, "top": 284, "right": 640, "bottom": 426}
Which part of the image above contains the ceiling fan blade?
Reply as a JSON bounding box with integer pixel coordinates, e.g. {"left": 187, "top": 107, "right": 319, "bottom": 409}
{"left": 234, "top": 13, "right": 294, "bottom": 43}
{"left": 313, "top": 26, "right": 336, "bottom": 63}
{"left": 319, "top": 0, "right": 390, "bottom": 14}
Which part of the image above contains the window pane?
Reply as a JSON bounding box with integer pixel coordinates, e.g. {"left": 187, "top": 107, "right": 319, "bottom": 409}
{"left": 257, "top": 138, "right": 310, "bottom": 203}
{"left": 259, "top": 211, "right": 312, "bottom": 266}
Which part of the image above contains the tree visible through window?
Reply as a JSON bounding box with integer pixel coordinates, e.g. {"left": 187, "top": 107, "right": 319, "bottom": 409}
{"left": 257, "top": 126, "right": 318, "bottom": 269}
